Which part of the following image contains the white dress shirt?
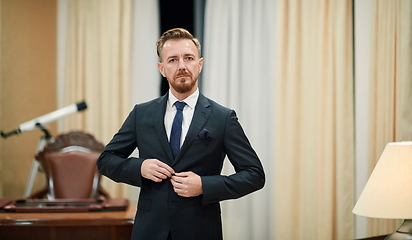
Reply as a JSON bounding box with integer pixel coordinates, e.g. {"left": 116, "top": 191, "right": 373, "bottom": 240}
{"left": 164, "top": 88, "right": 199, "bottom": 147}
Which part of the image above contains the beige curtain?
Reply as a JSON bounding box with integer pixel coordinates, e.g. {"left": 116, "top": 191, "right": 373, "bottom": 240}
{"left": 203, "top": 1, "right": 276, "bottom": 238}
{"left": 63, "top": 0, "right": 132, "bottom": 198}
{"left": 367, "top": 0, "right": 412, "bottom": 236}
{"left": 274, "top": 0, "right": 354, "bottom": 239}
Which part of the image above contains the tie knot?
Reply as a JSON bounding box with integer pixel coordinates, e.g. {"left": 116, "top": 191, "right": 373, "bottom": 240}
{"left": 174, "top": 101, "right": 186, "bottom": 111}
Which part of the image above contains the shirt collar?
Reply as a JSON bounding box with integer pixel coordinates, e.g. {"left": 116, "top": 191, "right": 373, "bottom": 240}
{"left": 168, "top": 88, "right": 199, "bottom": 109}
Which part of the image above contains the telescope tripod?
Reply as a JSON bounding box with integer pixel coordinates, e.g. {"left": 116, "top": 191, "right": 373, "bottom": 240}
{"left": 23, "top": 124, "right": 53, "bottom": 198}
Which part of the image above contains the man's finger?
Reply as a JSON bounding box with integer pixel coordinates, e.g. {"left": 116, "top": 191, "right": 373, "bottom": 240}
{"left": 154, "top": 160, "right": 175, "bottom": 175}
{"left": 173, "top": 172, "right": 189, "bottom": 177}
{"left": 142, "top": 159, "right": 175, "bottom": 182}
{"left": 158, "top": 166, "right": 175, "bottom": 178}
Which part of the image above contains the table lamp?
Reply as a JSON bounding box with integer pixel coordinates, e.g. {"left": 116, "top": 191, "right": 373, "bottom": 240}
{"left": 353, "top": 142, "right": 412, "bottom": 240}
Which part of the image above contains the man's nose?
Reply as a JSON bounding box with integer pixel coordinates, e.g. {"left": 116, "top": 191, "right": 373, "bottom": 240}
{"left": 177, "top": 58, "right": 187, "bottom": 70}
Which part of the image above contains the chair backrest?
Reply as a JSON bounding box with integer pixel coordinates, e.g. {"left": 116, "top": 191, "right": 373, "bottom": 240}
{"left": 46, "top": 150, "right": 100, "bottom": 198}
{"left": 35, "top": 131, "right": 107, "bottom": 199}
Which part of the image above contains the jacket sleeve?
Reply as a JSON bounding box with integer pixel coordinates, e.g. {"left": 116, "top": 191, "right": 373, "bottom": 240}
{"left": 96, "top": 106, "right": 145, "bottom": 187}
{"left": 200, "top": 110, "right": 265, "bottom": 205}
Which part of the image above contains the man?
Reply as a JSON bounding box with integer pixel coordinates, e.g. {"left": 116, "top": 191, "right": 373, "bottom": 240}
{"left": 97, "top": 28, "right": 265, "bottom": 240}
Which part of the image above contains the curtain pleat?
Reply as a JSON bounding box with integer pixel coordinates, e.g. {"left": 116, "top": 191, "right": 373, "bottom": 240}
{"left": 63, "top": 0, "right": 132, "bottom": 198}
{"left": 275, "top": 0, "right": 354, "bottom": 239}
{"left": 203, "top": 0, "right": 276, "bottom": 239}
{"left": 367, "top": 0, "right": 412, "bottom": 236}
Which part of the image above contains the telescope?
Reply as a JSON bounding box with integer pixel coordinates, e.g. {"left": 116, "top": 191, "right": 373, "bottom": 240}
{"left": 1, "top": 101, "right": 87, "bottom": 138}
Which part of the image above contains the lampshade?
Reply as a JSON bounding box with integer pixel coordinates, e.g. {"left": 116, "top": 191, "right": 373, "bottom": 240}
{"left": 353, "top": 141, "right": 412, "bottom": 219}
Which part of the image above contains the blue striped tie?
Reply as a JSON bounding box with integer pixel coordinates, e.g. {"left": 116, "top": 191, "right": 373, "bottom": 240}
{"left": 170, "top": 101, "right": 186, "bottom": 159}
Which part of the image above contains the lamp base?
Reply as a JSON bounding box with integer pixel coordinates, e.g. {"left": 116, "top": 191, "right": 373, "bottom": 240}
{"left": 385, "top": 219, "right": 412, "bottom": 240}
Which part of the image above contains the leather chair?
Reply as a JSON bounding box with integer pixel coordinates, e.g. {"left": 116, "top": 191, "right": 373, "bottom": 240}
{"left": 29, "top": 131, "right": 110, "bottom": 199}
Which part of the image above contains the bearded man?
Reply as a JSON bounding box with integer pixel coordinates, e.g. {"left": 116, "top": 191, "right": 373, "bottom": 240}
{"left": 97, "top": 28, "right": 265, "bottom": 240}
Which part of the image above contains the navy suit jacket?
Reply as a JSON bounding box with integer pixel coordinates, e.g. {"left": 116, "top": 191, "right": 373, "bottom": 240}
{"left": 97, "top": 93, "right": 265, "bottom": 240}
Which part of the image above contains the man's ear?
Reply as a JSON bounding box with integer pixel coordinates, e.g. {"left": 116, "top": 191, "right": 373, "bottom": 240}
{"left": 158, "top": 62, "right": 165, "bottom": 77}
{"left": 198, "top": 58, "right": 204, "bottom": 73}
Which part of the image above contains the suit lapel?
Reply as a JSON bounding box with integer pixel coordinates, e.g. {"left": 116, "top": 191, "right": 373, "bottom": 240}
{"left": 152, "top": 93, "right": 175, "bottom": 162}
{"left": 174, "top": 94, "right": 211, "bottom": 164}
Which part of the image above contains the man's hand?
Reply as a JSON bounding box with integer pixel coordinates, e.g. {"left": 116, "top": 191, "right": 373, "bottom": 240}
{"left": 170, "top": 171, "right": 203, "bottom": 197}
{"left": 141, "top": 159, "right": 175, "bottom": 182}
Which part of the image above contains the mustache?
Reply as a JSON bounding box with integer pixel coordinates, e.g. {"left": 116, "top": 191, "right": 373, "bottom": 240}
{"left": 175, "top": 70, "right": 192, "bottom": 78}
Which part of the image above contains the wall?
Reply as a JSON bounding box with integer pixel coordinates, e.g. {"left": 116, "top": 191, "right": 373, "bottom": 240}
{"left": 0, "top": 0, "right": 57, "bottom": 199}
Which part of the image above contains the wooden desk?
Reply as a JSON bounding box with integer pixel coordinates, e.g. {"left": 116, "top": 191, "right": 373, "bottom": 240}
{"left": 0, "top": 202, "right": 136, "bottom": 240}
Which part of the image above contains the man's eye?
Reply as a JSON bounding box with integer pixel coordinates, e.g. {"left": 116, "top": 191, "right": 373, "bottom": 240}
{"left": 169, "top": 59, "right": 177, "bottom": 63}
{"left": 185, "top": 57, "right": 194, "bottom": 61}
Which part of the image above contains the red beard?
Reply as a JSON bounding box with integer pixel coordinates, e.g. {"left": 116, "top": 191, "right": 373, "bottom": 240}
{"left": 169, "top": 71, "right": 197, "bottom": 93}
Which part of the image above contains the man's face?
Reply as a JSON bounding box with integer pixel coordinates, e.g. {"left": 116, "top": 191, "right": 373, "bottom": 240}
{"left": 158, "top": 39, "right": 203, "bottom": 95}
